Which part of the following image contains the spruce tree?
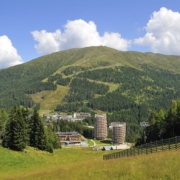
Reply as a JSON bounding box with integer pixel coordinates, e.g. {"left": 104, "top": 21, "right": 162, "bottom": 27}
{"left": 29, "top": 108, "right": 47, "bottom": 150}
{"left": 46, "top": 126, "right": 61, "bottom": 151}
{"left": 3, "top": 106, "right": 28, "bottom": 151}
{"left": 21, "top": 107, "right": 30, "bottom": 145}
{"left": 12, "top": 107, "right": 28, "bottom": 150}
{"left": 0, "top": 109, "right": 8, "bottom": 140}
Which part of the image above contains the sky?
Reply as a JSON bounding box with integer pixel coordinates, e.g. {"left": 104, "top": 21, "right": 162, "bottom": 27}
{"left": 1, "top": 0, "right": 180, "bottom": 69}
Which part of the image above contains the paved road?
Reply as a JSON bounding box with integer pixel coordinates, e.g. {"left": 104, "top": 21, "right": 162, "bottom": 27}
{"left": 90, "top": 139, "right": 96, "bottom": 147}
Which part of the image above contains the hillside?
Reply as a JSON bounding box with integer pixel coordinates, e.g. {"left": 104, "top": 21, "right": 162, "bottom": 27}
{"left": 0, "top": 146, "right": 180, "bottom": 179}
{"left": 1, "top": 46, "right": 180, "bottom": 140}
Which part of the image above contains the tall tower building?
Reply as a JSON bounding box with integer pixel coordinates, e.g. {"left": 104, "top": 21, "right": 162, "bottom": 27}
{"left": 111, "top": 122, "right": 126, "bottom": 144}
{"left": 94, "top": 114, "right": 107, "bottom": 140}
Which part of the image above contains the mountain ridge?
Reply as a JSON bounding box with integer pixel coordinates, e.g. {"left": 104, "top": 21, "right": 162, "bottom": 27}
{"left": 1, "top": 46, "right": 180, "bottom": 115}
{"left": 2, "top": 46, "right": 180, "bottom": 141}
{"left": 2, "top": 45, "right": 180, "bottom": 72}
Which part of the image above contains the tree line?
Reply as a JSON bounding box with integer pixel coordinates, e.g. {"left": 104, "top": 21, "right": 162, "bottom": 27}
{"left": 0, "top": 107, "right": 61, "bottom": 153}
{"left": 52, "top": 120, "right": 94, "bottom": 138}
{"left": 48, "top": 74, "right": 71, "bottom": 86}
{"left": 62, "top": 66, "right": 88, "bottom": 76}
{"left": 64, "top": 78, "right": 109, "bottom": 102}
{"left": 145, "top": 99, "right": 180, "bottom": 142}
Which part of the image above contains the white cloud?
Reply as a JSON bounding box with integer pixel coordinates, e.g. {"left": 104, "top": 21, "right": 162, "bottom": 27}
{"left": 31, "top": 30, "right": 61, "bottom": 55}
{"left": 0, "top": 35, "right": 23, "bottom": 69}
{"left": 31, "top": 19, "right": 131, "bottom": 55}
{"left": 134, "top": 7, "right": 180, "bottom": 55}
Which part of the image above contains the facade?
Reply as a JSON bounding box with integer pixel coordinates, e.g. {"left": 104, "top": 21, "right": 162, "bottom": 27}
{"left": 56, "top": 132, "right": 81, "bottom": 144}
{"left": 44, "top": 112, "right": 90, "bottom": 123}
{"left": 111, "top": 122, "right": 126, "bottom": 144}
{"left": 60, "top": 114, "right": 73, "bottom": 120}
{"left": 73, "top": 112, "right": 91, "bottom": 119}
{"left": 94, "top": 114, "right": 107, "bottom": 140}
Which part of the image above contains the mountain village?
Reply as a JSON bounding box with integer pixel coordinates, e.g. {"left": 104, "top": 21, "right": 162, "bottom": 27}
{"left": 43, "top": 112, "right": 129, "bottom": 150}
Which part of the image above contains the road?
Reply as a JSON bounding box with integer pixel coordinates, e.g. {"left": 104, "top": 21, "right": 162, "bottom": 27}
{"left": 90, "top": 139, "right": 96, "bottom": 147}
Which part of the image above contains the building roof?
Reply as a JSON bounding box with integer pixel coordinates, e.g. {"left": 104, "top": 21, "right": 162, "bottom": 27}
{"left": 56, "top": 131, "right": 81, "bottom": 136}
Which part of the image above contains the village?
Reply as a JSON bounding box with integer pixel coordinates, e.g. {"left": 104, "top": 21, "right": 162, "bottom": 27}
{"left": 43, "top": 112, "right": 130, "bottom": 151}
{"left": 43, "top": 112, "right": 91, "bottom": 122}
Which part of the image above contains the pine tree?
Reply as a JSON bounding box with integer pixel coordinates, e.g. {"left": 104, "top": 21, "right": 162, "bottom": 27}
{"left": 0, "top": 109, "right": 8, "bottom": 140}
{"left": 46, "top": 126, "right": 61, "bottom": 150}
{"left": 2, "top": 106, "right": 28, "bottom": 151}
{"left": 21, "top": 107, "right": 30, "bottom": 145}
{"left": 12, "top": 108, "right": 28, "bottom": 150}
{"left": 29, "top": 108, "right": 47, "bottom": 150}
{"left": 164, "top": 100, "right": 178, "bottom": 138}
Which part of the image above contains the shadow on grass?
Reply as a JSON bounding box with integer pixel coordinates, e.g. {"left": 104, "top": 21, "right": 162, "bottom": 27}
{"left": 100, "top": 140, "right": 112, "bottom": 144}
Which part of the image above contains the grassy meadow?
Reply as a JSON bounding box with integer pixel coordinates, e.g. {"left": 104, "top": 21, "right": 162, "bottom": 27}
{"left": 1, "top": 145, "right": 180, "bottom": 180}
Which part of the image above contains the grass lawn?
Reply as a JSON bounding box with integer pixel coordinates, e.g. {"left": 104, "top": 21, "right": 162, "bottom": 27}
{"left": 86, "top": 139, "right": 95, "bottom": 147}
{"left": 1, "top": 145, "right": 180, "bottom": 179}
{"left": 93, "top": 139, "right": 112, "bottom": 147}
{"left": 86, "top": 138, "right": 112, "bottom": 147}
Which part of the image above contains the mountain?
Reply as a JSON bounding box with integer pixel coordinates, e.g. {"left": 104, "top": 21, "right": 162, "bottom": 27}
{"left": 1, "top": 46, "right": 180, "bottom": 127}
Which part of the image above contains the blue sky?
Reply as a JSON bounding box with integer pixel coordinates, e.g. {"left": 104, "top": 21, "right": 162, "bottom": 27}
{"left": 1, "top": 0, "right": 180, "bottom": 69}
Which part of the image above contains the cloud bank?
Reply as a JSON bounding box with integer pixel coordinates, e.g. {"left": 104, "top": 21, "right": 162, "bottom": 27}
{"left": 134, "top": 7, "right": 180, "bottom": 55}
{"left": 3, "top": 8, "right": 180, "bottom": 69}
{"left": 31, "top": 19, "right": 131, "bottom": 55}
{"left": 0, "top": 35, "right": 23, "bottom": 69}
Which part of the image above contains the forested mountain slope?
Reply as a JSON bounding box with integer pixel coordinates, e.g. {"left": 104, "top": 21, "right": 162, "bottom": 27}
{"left": 1, "top": 46, "right": 180, "bottom": 140}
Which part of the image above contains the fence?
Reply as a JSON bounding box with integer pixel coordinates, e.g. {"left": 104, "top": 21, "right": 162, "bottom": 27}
{"left": 103, "top": 136, "right": 180, "bottom": 160}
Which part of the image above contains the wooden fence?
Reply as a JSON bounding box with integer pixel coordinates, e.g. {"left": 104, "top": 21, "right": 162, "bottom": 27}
{"left": 103, "top": 136, "right": 180, "bottom": 160}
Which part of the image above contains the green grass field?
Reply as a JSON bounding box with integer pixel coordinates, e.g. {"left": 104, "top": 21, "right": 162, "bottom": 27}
{"left": 1, "top": 145, "right": 180, "bottom": 180}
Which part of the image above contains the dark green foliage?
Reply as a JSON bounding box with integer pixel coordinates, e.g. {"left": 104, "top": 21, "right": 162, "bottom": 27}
{"left": 55, "top": 102, "right": 84, "bottom": 112}
{"left": 29, "top": 108, "right": 47, "bottom": 150}
{"left": 146, "top": 100, "right": 180, "bottom": 142}
{"left": 77, "top": 67, "right": 122, "bottom": 83}
{"left": 0, "top": 90, "right": 35, "bottom": 110}
{"left": 46, "top": 143, "right": 53, "bottom": 153}
{"left": 2, "top": 106, "right": 61, "bottom": 152}
{"left": 56, "top": 77, "right": 71, "bottom": 86}
{"left": 46, "top": 126, "right": 61, "bottom": 149}
{"left": 48, "top": 74, "right": 63, "bottom": 82}
{"left": 48, "top": 74, "right": 71, "bottom": 86}
{"left": 0, "top": 50, "right": 73, "bottom": 110}
{"left": 24, "top": 82, "right": 57, "bottom": 94}
{"left": 1, "top": 46, "right": 180, "bottom": 113}
{"left": 65, "top": 78, "right": 109, "bottom": 102}
{"left": 83, "top": 116, "right": 94, "bottom": 126}
{"left": 0, "top": 109, "right": 8, "bottom": 139}
{"left": 75, "top": 66, "right": 180, "bottom": 122}
{"left": 55, "top": 65, "right": 180, "bottom": 143}
{"left": 2, "top": 106, "right": 28, "bottom": 151}
{"left": 79, "top": 105, "right": 91, "bottom": 112}
{"left": 62, "top": 66, "right": 88, "bottom": 76}
{"left": 2, "top": 47, "right": 180, "bottom": 144}
{"left": 52, "top": 120, "right": 94, "bottom": 138}
{"left": 88, "top": 91, "right": 136, "bottom": 112}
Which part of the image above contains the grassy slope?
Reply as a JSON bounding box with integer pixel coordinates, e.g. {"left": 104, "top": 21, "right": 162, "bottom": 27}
{"left": 30, "top": 85, "right": 70, "bottom": 115}
{"left": 0, "top": 146, "right": 180, "bottom": 180}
